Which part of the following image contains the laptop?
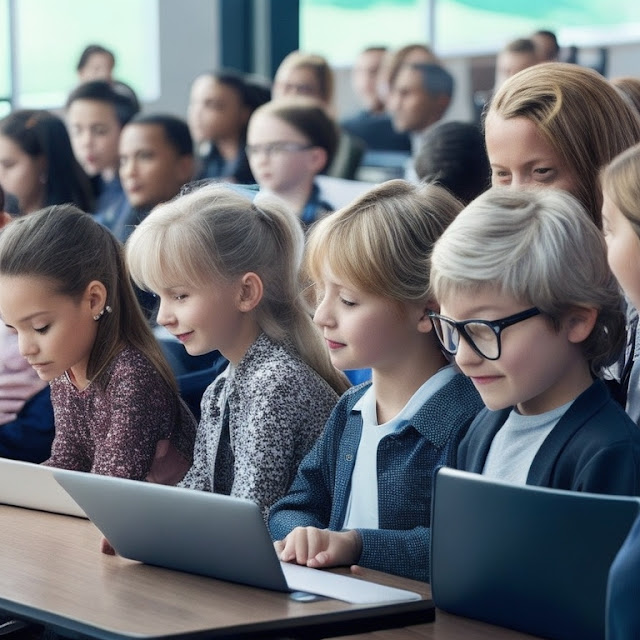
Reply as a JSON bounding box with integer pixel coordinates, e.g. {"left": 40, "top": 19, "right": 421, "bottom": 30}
{"left": 430, "top": 467, "right": 640, "bottom": 640}
{"left": 0, "top": 458, "right": 87, "bottom": 518}
{"left": 53, "top": 469, "right": 424, "bottom": 605}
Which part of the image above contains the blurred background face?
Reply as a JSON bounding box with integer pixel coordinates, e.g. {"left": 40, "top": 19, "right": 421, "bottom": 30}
{"left": 352, "top": 49, "right": 385, "bottom": 111}
{"left": 387, "top": 66, "right": 434, "bottom": 133}
{"left": 0, "top": 135, "right": 45, "bottom": 214}
{"left": 78, "top": 52, "right": 114, "bottom": 83}
{"left": 187, "top": 76, "right": 249, "bottom": 145}
{"left": 273, "top": 66, "right": 324, "bottom": 103}
{"left": 494, "top": 50, "right": 538, "bottom": 89}
{"left": 119, "top": 124, "right": 191, "bottom": 210}
{"left": 247, "top": 111, "right": 320, "bottom": 195}
{"left": 67, "top": 99, "right": 121, "bottom": 177}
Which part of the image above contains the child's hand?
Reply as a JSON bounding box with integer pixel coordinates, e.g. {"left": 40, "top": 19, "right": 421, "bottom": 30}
{"left": 146, "top": 439, "right": 191, "bottom": 485}
{"left": 274, "top": 527, "right": 362, "bottom": 569}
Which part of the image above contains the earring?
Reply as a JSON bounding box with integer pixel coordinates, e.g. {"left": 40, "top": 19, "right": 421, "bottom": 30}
{"left": 93, "top": 305, "right": 112, "bottom": 321}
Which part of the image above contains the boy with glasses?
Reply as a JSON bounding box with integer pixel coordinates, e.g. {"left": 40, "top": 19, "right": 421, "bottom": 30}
{"left": 430, "top": 187, "right": 640, "bottom": 494}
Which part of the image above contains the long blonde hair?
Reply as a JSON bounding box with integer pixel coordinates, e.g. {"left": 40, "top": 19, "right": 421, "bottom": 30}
{"left": 126, "top": 184, "right": 349, "bottom": 394}
{"left": 306, "top": 179, "right": 462, "bottom": 305}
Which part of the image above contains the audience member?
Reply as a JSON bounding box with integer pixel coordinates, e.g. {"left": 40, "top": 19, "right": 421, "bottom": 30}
{"left": 115, "top": 113, "right": 195, "bottom": 242}
{"left": 0, "top": 205, "right": 196, "bottom": 482}
{"left": 414, "top": 120, "right": 490, "bottom": 204}
{"left": 430, "top": 187, "right": 640, "bottom": 501}
{"left": 341, "top": 46, "right": 411, "bottom": 153}
{"left": 531, "top": 29, "right": 560, "bottom": 62}
{"left": 494, "top": 38, "right": 539, "bottom": 90}
{"left": 0, "top": 110, "right": 94, "bottom": 214}
{"left": 187, "top": 70, "right": 267, "bottom": 185}
{"left": 127, "top": 184, "right": 348, "bottom": 521}
{"left": 76, "top": 44, "right": 115, "bottom": 84}
{"left": 0, "top": 184, "right": 54, "bottom": 463}
{"left": 485, "top": 62, "right": 640, "bottom": 229}
{"left": 270, "top": 180, "right": 482, "bottom": 582}
{"left": 66, "top": 80, "right": 140, "bottom": 225}
{"left": 246, "top": 98, "right": 338, "bottom": 229}
{"left": 601, "top": 142, "right": 640, "bottom": 423}
{"left": 387, "top": 62, "right": 454, "bottom": 180}
{"left": 273, "top": 50, "right": 365, "bottom": 180}
{"left": 611, "top": 76, "right": 640, "bottom": 116}
{"left": 379, "top": 43, "right": 440, "bottom": 106}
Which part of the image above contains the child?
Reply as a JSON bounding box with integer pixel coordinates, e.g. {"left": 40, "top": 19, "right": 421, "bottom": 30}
{"left": 126, "top": 184, "right": 348, "bottom": 520}
{"left": 0, "top": 184, "right": 54, "bottom": 462}
{"left": 66, "top": 80, "right": 140, "bottom": 225}
{"left": 601, "top": 143, "right": 640, "bottom": 423}
{"left": 429, "top": 187, "right": 640, "bottom": 496}
{"left": 272, "top": 51, "right": 364, "bottom": 180}
{"left": 0, "top": 109, "right": 94, "bottom": 215}
{"left": 485, "top": 62, "right": 640, "bottom": 229}
{"left": 115, "top": 113, "right": 195, "bottom": 242}
{"left": 187, "top": 71, "right": 267, "bottom": 185}
{"left": 0, "top": 205, "right": 196, "bottom": 481}
{"left": 246, "top": 98, "right": 338, "bottom": 229}
{"left": 269, "top": 180, "right": 484, "bottom": 582}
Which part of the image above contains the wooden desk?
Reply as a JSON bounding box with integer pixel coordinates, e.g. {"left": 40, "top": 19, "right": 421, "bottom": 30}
{"left": 0, "top": 505, "right": 433, "bottom": 639}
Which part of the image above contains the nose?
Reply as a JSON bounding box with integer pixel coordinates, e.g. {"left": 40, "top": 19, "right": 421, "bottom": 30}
{"left": 313, "top": 294, "right": 335, "bottom": 329}
{"left": 453, "top": 334, "right": 483, "bottom": 371}
{"left": 119, "top": 157, "right": 135, "bottom": 180}
{"left": 156, "top": 298, "right": 175, "bottom": 328}
{"left": 17, "top": 332, "right": 38, "bottom": 358}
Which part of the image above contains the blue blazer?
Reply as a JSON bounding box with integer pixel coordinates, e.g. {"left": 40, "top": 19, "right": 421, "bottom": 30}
{"left": 458, "top": 379, "right": 640, "bottom": 495}
{"left": 269, "top": 373, "right": 483, "bottom": 582}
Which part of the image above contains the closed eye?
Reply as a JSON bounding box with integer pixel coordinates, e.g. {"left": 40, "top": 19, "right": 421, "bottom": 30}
{"left": 34, "top": 325, "right": 50, "bottom": 334}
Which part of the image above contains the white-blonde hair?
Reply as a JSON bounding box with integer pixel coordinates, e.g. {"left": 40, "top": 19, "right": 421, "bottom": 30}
{"left": 126, "top": 184, "right": 349, "bottom": 394}
{"left": 430, "top": 187, "right": 625, "bottom": 373}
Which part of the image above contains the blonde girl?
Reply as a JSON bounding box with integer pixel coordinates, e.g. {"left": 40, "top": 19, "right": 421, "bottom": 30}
{"left": 126, "top": 184, "right": 348, "bottom": 520}
{"left": 269, "top": 179, "right": 483, "bottom": 581}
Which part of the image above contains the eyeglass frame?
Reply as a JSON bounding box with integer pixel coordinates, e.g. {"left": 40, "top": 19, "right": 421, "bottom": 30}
{"left": 427, "top": 307, "right": 541, "bottom": 361}
{"left": 245, "top": 141, "right": 315, "bottom": 158}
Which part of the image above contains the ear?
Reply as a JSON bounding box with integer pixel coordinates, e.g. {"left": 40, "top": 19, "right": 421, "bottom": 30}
{"left": 416, "top": 299, "right": 438, "bottom": 334}
{"left": 236, "top": 272, "right": 263, "bottom": 313}
{"left": 564, "top": 306, "right": 598, "bottom": 344}
{"left": 84, "top": 280, "right": 108, "bottom": 317}
{"left": 308, "top": 147, "right": 328, "bottom": 174}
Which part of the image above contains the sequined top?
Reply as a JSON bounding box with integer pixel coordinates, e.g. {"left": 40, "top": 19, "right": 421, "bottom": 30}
{"left": 44, "top": 346, "right": 196, "bottom": 480}
{"left": 179, "top": 332, "right": 340, "bottom": 521}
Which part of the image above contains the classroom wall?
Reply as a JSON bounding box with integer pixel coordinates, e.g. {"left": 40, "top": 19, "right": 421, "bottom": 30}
{"left": 145, "top": 0, "right": 221, "bottom": 117}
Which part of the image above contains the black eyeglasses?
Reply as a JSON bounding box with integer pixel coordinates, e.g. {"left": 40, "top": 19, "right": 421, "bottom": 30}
{"left": 245, "top": 142, "right": 314, "bottom": 158}
{"left": 428, "top": 307, "right": 541, "bottom": 360}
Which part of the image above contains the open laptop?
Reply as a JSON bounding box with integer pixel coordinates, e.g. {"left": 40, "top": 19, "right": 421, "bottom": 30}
{"left": 430, "top": 467, "right": 640, "bottom": 640}
{"left": 53, "top": 469, "right": 424, "bottom": 605}
{"left": 0, "top": 458, "right": 87, "bottom": 518}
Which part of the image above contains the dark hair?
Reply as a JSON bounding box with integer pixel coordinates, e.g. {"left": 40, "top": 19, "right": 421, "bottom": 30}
{"left": 0, "top": 204, "right": 176, "bottom": 391}
{"left": 414, "top": 120, "right": 490, "bottom": 204}
{"left": 126, "top": 113, "right": 194, "bottom": 156}
{"left": 77, "top": 44, "right": 115, "bottom": 72}
{"left": 410, "top": 63, "right": 455, "bottom": 99}
{"left": 532, "top": 30, "right": 560, "bottom": 57}
{"left": 251, "top": 99, "right": 338, "bottom": 171}
{"left": 504, "top": 38, "right": 537, "bottom": 55}
{"left": 0, "top": 109, "right": 94, "bottom": 212}
{"left": 66, "top": 80, "right": 140, "bottom": 127}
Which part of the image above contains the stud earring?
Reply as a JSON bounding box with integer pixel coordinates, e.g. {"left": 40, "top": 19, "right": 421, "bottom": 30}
{"left": 93, "top": 305, "right": 112, "bottom": 321}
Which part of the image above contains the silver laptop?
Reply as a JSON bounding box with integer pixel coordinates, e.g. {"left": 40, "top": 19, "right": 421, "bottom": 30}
{"left": 0, "top": 458, "right": 87, "bottom": 518}
{"left": 430, "top": 467, "right": 640, "bottom": 640}
{"left": 53, "top": 469, "right": 422, "bottom": 604}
